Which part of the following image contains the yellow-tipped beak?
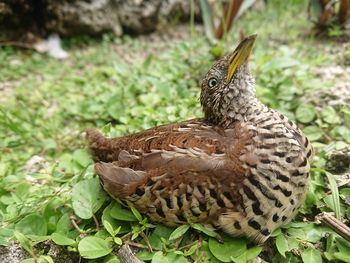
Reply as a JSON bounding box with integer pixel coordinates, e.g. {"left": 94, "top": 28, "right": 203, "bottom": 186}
{"left": 227, "top": 34, "right": 257, "bottom": 82}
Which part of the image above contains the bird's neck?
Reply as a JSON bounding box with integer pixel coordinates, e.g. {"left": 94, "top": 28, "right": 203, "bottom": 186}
{"left": 205, "top": 96, "right": 264, "bottom": 127}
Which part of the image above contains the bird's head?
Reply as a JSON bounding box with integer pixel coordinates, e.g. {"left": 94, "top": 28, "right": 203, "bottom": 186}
{"left": 200, "top": 34, "right": 257, "bottom": 124}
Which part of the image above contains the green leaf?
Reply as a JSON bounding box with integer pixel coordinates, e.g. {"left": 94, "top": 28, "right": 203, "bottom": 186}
{"left": 208, "top": 235, "right": 246, "bottom": 262}
{"left": 38, "top": 255, "right": 54, "bottom": 263}
{"left": 276, "top": 234, "right": 289, "bottom": 257}
{"left": 199, "top": 0, "right": 216, "bottom": 43}
{"left": 335, "top": 237, "right": 350, "bottom": 256}
{"left": 245, "top": 246, "right": 262, "bottom": 261}
{"left": 102, "top": 203, "right": 130, "bottom": 234}
{"left": 78, "top": 236, "right": 113, "bottom": 259}
{"left": 136, "top": 250, "right": 155, "bottom": 261}
{"left": 325, "top": 172, "right": 341, "bottom": 219}
{"left": 151, "top": 251, "right": 188, "bottom": 263}
{"left": 333, "top": 252, "right": 350, "bottom": 262}
{"left": 301, "top": 247, "right": 322, "bottom": 263}
{"left": 232, "top": 246, "right": 262, "bottom": 263}
{"left": 73, "top": 149, "right": 92, "bottom": 167}
{"left": 51, "top": 232, "right": 76, "bottom": 246}
{"left": 103, "top": 255, "right": 122, "bottom": 263}
{"left": 103, "top": 220, "right": 116, "bottom": 237}
{"left": 191, "top": 223, "right": 217, "bottom": 237}
{"left": 56, "top": 214, "right": 71, "bottom": 234}
{"left": 169, "top": 225, "right": 190, "bottom": 240}
{"left": 20, "top": 259, "right": 35, "bottom": 263}
{"left": 148, "top": 225, "right": 174, "bottom": 250}
{"left": 336, "top": 126, "right": 350, "bottom": 143}
{"left": 109, "top": 202, "right": 137, "bottom": 221}
{"left": 296, "top": 104, "right": 316, "bottom": 123}
{"left": 14, "top": 231, "right": 34, "bottom": 257}
{"left": 15, "top": 214, "right": 47, "bottom": 236}
{"left": 71, "top": 178, "right": 107, "bottom": 219}
{"left": 303, "top": 126, "right": 323, "bottom": 141}
{"left": 184, "top": 242, "right": 199, "bottom": 256}
{"left": 321, "top": 106, "right": 340, "bottom": 124}
{"left": 114, "top": 236, "right": 122, "bottom": 246}
{"left": 130, "top": 206, "right": 142, "bottom": 221}
{"left": 193, "top": 241, "right": 220, "bottom": 263}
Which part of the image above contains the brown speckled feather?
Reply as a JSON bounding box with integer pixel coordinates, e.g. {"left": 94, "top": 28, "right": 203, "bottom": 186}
{"left": 86, "top": 36, "right": 313, "bottom": 243}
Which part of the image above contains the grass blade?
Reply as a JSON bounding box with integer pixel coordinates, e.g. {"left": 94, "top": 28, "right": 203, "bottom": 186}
{"left": 325, "top": 171, "right": 341, "bottom": 219}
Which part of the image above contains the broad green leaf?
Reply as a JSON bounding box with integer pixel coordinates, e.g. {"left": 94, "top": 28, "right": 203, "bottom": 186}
{"left": 296, "top": 104, "right": 316, "bottom": 123}
{"left": 73, "top": 149, "right": 92, "bottom": 167}
{"left": 276, "top": 234, "right": 289, "bottom": 257}
{"left": 15, "top": 182, "right": 30, "bottom": 199}
{"left": 43, "top": 199, "right": 61, "bottom": 234}
{"left": 71, "top": 178, "right": 107, "bottom": 219}
{"left": 334, "top": 252, "right": 350, "bottom": 262}
{"left": 208, "top": 235, "right": 246, "bottom": 262}
{"left": 102, "top": 202, "right": 130, "bottom": 234}
{"left": 303, "top": 126, "right": 323, "bottom": 141}
{"left": 301, "top": 247, "right": 322, "bottom": 263}
{"left": 149, "top": 225, "right": 174, "bottom": 250}
{"left": 335, "top": 126, "right": 350, "bottom": 143}
{"left": 151, "top": 251, "right": 188, "bottom": 263}
{"left": 78, "top": 236, "right": 112, "bottom": 259}
{"left": 321, "top": 106, "right": 340, "bottom": 124}
{"left": 107, "top": 98, "right": 125, "bottom": 120}
{"left": 136, "top": 250, "right": 155, "bottom": 261}
{"left": 15, "top": 214, "right": 47, "bottom": 236}
{"left": 103, "top": 255, "right": 122, "bottom": 263}
{"left": 287, "top": 237, "right": 300, "bottom": 250}
{"left": 270, "top": 228, "right": 282, "bottom": 237}
{"left": 51, "top": 232, "right": 76, "bottom": 246}
{"left": 56, "top": 214, "right": 71, "bottom": 234}
{"left": 193, "top": 241, "right": 220, "bottom": 263}
{"left": 245, "top": 246, "right": 263, "bottom": 261}
{"left": 335, "top": 237, "right": 350, "bottom": 256}
{"left": 95, "top": 229, "right": 110, "bottom": 239}
{"left": 169, "top": 225, "right": 190, "bottom": 240}
{"left": 109, "top": 202, "right": 137, "bottom": 221}
{"left": 232, "top": 246, "right": 262, "bottom": 263}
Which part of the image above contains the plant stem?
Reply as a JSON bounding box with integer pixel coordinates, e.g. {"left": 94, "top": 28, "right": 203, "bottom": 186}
{"left": 316, "top": 212, "right": 350, "bottom": 242}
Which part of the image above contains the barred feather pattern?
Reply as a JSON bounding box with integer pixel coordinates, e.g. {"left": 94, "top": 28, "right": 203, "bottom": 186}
{"left": 86, "top": 47, "right": 313, "bottom": 244}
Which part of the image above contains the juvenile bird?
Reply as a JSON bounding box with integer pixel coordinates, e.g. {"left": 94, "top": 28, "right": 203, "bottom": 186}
{"left": 86, "top": 35, "right": 313, "bottom": 243}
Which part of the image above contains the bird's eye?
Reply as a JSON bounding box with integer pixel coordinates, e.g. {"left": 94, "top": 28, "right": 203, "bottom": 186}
{"left": 208, "top": 77, "right": 218, "bottom": 88}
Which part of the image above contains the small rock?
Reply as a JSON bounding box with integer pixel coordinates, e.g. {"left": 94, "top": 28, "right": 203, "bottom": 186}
{"left": 0, "top": 243, "right": 30, "bottom": 263}
{"left": 326, "top": 146, "right": 350, "bottom": 186}
{"left": 34, "top": 33, "right": 69, "bottom": 59}
{"left": 23, "top": 155, "right": 48, "bottom": 174}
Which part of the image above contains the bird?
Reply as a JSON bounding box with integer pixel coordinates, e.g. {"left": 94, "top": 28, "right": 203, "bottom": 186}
{"left": 85, "top": 34, "right": 313, "bottom": 244}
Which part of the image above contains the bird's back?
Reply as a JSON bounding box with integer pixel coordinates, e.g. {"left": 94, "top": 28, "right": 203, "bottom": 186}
{"left": 86, "top": 108, "right": 312, "bottom": 243}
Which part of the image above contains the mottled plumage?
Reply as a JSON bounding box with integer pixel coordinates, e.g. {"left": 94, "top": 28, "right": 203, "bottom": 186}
{"left": 86, "top": 35, "right": 313, "bottom": 243}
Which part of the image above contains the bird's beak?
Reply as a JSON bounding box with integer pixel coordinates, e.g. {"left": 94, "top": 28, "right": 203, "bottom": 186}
{"left": 227, "top": 34, "right": 257, "bottom": 82}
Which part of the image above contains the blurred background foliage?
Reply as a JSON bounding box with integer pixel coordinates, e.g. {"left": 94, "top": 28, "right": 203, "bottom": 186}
{"left": 1, "top": 0, "right": 350, "bottom": 262}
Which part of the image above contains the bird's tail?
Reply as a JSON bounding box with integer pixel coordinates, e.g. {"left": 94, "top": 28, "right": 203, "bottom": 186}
{"left": 84, "top": 128, "right": 121, "bottom": 162}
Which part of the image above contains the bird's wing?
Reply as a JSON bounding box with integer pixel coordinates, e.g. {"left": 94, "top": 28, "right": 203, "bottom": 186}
{"left": 86, "top": 119, "right": 252, "bottom": 199}
{"left": 86, "top": 119, "right": 225, "bottom": 162}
